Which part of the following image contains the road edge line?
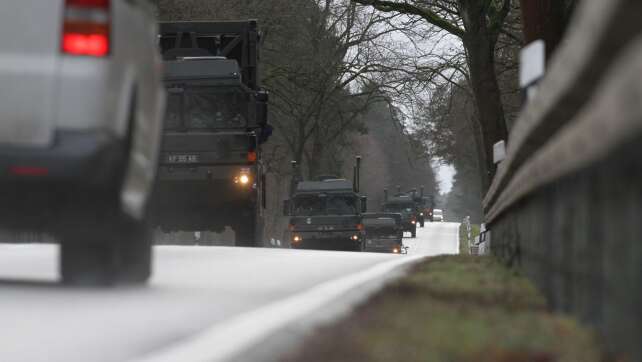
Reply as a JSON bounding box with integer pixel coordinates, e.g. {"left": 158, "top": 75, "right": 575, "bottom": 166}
{"left": 132, "top": 255, "right": 425, "bottom": 362}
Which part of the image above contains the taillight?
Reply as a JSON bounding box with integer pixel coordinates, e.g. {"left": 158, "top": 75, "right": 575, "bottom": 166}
{"left": 62, "top": 0, "right": 110, "bottom": 57}
{"left": 247, "top": 151, "right": 257, "bottom": 163}
{"left": 9, "top": 166, "right": 49, "bottom": 177}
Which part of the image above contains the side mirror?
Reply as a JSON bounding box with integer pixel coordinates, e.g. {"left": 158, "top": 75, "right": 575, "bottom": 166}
{"left": 360, "top": 196, "right": 367, "bottom": 213}
{"left": 283, "top": 199, "right": 290, "bottom": 216}
{"left": 256, "top": 90, "right": 269, "bottom": 126}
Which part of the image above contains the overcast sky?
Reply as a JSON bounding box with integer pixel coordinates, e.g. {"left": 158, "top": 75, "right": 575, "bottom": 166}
{"left": 437, "top": 163, "right": 455, "bottom": 194}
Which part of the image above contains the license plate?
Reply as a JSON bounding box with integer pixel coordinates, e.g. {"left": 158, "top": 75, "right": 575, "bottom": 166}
{"left": 167, "top": 154, "right": 199, "bottom": 163}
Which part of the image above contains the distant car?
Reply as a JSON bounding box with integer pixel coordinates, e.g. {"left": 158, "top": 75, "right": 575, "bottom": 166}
{"left": 362, "top": 213, "right": 403, "bottom": 253}
{"left": 0, "top": 0, "right": 165, "bottom": 285}
{"left": 433, "top": 209, "right": 444, "bottom": 222}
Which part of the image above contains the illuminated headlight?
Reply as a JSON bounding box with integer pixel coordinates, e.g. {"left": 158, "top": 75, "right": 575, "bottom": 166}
{"left": 393, "top": 248, "right": 400, "bottom": 254}
{"left": 293, "top": 235, "right": 302, "bottom": 242}
{"left": 420, "top": 213, "right": 424, "bottom": 216}
{"left": 411, "top": 220, "right": 416, "bottom": 225}
{"left": 235, "top": 173, "right": 251, "bottom": 185}
{"left": 350, "top": 235, "right": 359, "bottom": 241}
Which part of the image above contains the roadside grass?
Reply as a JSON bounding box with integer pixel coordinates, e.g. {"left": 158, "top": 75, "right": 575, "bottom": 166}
{"left": 282, "top": 255, "right": 602, "bottom": 362}
{"left": 459, "top": 223, "right": 481, "bottom": 255}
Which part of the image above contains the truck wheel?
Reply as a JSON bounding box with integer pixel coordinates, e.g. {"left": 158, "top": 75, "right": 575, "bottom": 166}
{"left": 234, "top": 204, "right": 264, "bottom": 247}
{"left": 235, "top": 227, "right": 255, "bottom": 247}
{"left": 234, "top": 220, "right": 258, "bottom": 247}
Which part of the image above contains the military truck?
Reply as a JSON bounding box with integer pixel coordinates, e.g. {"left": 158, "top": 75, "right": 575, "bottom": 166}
{"left": 283, "top": 157, "right": 367, "bottom": 251}
{"left": 150, "top": 21, "right": 271, "bottom": 246}
{"left": 421, "top": 194, "right": 436, "bottom": 225}
{"left": 382, "top": 189, "right": 418, "bottom": 238}
{"left": 362, "top": 213, "right": 404, "bottom": 253}
{"left": 408, "top": 186, "right": 435, "bottom": 227}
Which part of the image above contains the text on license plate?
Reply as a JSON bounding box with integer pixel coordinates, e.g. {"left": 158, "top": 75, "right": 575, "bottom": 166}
{"left": 168, "top": 154, "right": 199, "bottom": 163}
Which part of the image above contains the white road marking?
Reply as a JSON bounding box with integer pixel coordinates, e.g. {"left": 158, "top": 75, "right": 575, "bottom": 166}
{"left": 132, "top": 254, "right": 424, "bottom": 362}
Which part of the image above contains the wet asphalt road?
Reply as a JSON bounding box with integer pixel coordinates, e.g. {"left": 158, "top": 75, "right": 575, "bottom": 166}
{"left": 0, "top": 222, "right": 459, "bottom": 362}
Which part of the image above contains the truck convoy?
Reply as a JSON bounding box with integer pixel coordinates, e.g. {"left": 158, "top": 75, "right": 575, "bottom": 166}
{"left": 382, "top": 189, "right": 419, "bottom": 238}
{"left": 283, "top": 157, "right": 367, "bottom": 251}
{"left": 150, "top": 20, "right": 271, "bottom": 246}
{"left": 408, "top": 186, "right": 435, "bottom": 227}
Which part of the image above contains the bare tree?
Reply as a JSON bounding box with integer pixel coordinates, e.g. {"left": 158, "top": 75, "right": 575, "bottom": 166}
{"left": 352, "top": 0, "right": 515, "bottom": 190}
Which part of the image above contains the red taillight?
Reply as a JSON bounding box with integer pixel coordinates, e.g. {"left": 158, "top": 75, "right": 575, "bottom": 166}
{"left": 62, "top": 32, "right": 109, "bottom": 56}
{"left": 247, "top": 151, "right": 257, "bottom": 163}
{"left": 62, "top": 0, "right": 110, "bottom": 57}
{"left": 9, "top": 166, "right": 49, "bottom": 177}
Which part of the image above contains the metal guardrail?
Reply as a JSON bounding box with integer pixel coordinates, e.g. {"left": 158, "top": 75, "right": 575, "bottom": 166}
{"left": 483, "top": 0, "right": 642, "bottom": 222}
{"left": 483, "top": 0, "right": 642, "bottom": 359}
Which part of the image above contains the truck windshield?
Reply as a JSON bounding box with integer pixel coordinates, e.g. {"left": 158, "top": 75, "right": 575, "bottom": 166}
{"left": 293, "top": 194, "right": 358, "bottom": 216}
{"left": 367, "top": 226, "right": 398, "bottom": 239}
{"left": 383, "top": 203, "right": 415, "bottom": 215}
{"left": 363, "top": 219, "right": 397, "bottom": 238}
{"left": 164, "top": 86, "right": 248, "bottom": 130}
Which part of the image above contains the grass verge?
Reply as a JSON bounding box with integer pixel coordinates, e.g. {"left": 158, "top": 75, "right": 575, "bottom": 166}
{"left": 282, "top": 255, "right": 602, "bottom": 362}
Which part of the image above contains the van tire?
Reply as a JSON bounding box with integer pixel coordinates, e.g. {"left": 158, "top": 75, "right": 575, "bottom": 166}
{"left": 59, "top": 210, "right": 152, "bottom": 286}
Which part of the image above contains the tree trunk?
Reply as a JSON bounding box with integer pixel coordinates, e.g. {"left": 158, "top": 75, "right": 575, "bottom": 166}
{"left": 305, "top": 136, "right": 324, "bottom": 180}
{"left": 520, "top": 0, "right": 570, "bottom": 58}
{"left": 458, "top": 1, "right": 509, "bottom": 191}
{"left": 463, "top": 32, "right": 508, "bottom": 189}
{"left": 469, "top": 113, "right": 490, "bottom": 192}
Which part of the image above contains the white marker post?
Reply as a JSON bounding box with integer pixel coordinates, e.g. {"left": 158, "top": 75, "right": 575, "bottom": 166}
{"left": 520, "top": 39, "right": 546, "bottom": 101}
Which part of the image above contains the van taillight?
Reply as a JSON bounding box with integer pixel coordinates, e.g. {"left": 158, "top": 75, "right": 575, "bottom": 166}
{"left": 61, "top": 0, "right": 110, "bottom": 57}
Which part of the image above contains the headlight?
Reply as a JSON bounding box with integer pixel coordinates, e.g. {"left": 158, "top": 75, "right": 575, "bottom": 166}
{"left": 420, "top": 213, "right": 424, "bottom": 216}
{"left": 411, "top": 220, "right": 416, "bottom": 224}
{"left": 293, "top": 235, "right": 302, "bottom": 242}
{"left": 234, "top": 173, "right": 251, "bottom": 185}
{"left": 393, "top": 248, "right": 400, "bottom": 254}
{"left": 351, "top": 235, "right": 359, "bottom": 241}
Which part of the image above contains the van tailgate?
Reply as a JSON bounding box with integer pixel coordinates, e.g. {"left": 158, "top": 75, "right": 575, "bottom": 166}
{"left": 0, "top": 1, "right": 63, "bottom": 147}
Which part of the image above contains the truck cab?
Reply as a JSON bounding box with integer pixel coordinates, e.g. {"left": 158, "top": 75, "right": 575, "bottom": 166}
{"left": 283, "top": 157, "right": 367, "bottom": 251}
{"left": 150, "top": 20, "right": 270, "bottom": 246}
{"left": 362, "top": 213, "right": 404, "bottom": 253}
{"left": 382, "top": 194, "right": 418, "bottom": 238}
